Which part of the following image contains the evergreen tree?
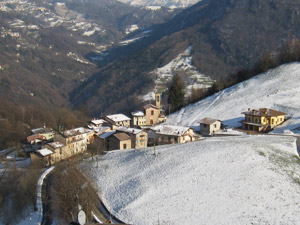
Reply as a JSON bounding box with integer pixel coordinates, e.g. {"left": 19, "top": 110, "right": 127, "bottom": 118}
{"left": 168, "top": 74, "right": 185, "bottom": 112}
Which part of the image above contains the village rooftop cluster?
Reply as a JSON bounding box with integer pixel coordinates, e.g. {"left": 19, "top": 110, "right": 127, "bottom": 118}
{"left": 26, "top": 93, "right": 287, "bottom": 167}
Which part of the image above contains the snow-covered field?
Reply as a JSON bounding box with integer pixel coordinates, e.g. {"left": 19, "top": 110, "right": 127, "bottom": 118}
{"left": 82, "top": 135, "right": 300, "bottom": 224}
{"left": 167, "top": 63, "right": 300, "bottom": 134}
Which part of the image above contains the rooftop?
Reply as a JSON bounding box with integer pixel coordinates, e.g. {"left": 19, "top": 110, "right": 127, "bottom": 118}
{"left": 99, "top": 130, "right": 116, "bottom": 139}
{"left": 113, "top": 133, "right": 131, "bottom": 141}
{"left": 27, "top": 134, "right": 47, "bottom": 142}
{"left": 105, "top": 114, "right": 131, "bottom": 122}
{"left": 62, "top": 127, "right": 89, "bottom": 137}
{"left": 94, "top": 126, "right": 111, "bottom": 135}
{"left": 242, "top": 108, "right": 286, "bottom": 117}
{"left": 31, "top": 127, "right": 53, "bottom": 134}
{"left": 131, "top": 111, "right": 145, "bottom": 117}
{"left": 143, "top": 104, "right": 160, "bottom": 110}
{"left": 36, "top": 148, "right": 53, "bottom": 157}
{"left": 116, "top": 126, "right": 143, "bottom": 135}
{"left": 153, "top": 125, "right": 191, "bottom": 137}
{"left": 90, "top": 119, "right": 106, "bottom": 125}
{"left": 47, "top": 142, "right": 64, "bottom": 149}
{"left": 199, "top": 117, "right": 220, "bottom": 125}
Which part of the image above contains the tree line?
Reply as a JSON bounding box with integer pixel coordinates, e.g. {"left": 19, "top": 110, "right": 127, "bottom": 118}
{"left": 0, "top": 97, "right": 89, "bottom": 149}
{"left": 167, "top": 38, "right": 300, "bottom": 113}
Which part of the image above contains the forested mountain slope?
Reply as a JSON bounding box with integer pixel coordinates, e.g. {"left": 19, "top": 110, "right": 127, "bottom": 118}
{"left": 71, "top": 0, "right": 300, "bottom": 115}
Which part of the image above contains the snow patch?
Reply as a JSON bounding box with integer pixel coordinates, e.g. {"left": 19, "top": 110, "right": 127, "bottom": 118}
{"left": 141, "top": 46, "right": 214, "bottom": 101}
{"left": 167, "top": 62, "right": 300, "bottom": 132}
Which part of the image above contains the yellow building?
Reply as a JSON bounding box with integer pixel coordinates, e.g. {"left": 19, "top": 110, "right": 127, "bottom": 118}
{"left": 242, "top": 108, "right": 286, "bottom": 132}
{"left": 139, "top": 93, "right": 167, "bottom": 126}
{"left": 131, "top": 111, "right": 146, "bottom": 127}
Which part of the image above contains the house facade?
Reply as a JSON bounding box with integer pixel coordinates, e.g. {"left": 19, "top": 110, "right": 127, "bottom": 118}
{"left": 88, "top": 119, "right": 106, "bottom": 130}
{"left": 132, "top": 93, "right": 166, "bottom": 127}
{"left": 153, "top": 125, "right": 195, "bottom": 145}
{"left": 55, "top": 129, "right": 88, "bottom": 154}
{"left": 144, "top": 104, "right": 161, "bottom": 125}
{"left": 242, "top": 108, "right": 286, "bottom": 132}
{"left": 30, "top": 148, "right": 55, "bottom": 167}
{"left": 116, "top": 127, "right": 148, "bottom": 149}
{"left": 107, "top": 133, "right": 132, "bottom": 151}
{"left": 30, "top": 128, "right": 89, "bottom": 166}
{"left": 104, "top": 114, "right": 131, "bottom": 129}
{"left": 25, "top": 127, "right": 55, "bottom": 152}
{"left": 131, "top": 111, "right": 146, "bottom": 127}
{"left": 199, "top": 118, "right": 221, "bottom": 136}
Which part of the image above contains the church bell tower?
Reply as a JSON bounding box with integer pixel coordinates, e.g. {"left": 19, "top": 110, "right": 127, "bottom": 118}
{"left": 155, "top": 93, "right": 161, "bottom": 108}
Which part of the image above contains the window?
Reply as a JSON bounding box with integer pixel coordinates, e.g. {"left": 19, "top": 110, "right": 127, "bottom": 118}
{"left": 123, "top": 144, "right": 127, "bottom": 149}
{"left": 214, "top": 124, "right": 217, "bottom": 128}
{"left": 151, "top": 110, "right": 154, "bottom": 115}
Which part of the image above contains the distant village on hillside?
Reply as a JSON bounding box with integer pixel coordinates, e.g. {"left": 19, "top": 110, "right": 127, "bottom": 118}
{"left": 5, "top": 92, "right": 287, "bottom": 167}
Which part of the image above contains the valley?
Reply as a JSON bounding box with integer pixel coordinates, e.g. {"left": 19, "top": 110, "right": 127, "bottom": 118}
{"left": 1, "top": 1, "right": 300, "bottom": 224}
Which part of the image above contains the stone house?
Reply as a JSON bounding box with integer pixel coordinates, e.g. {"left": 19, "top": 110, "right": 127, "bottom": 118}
{"left": 25, "top": 127, "right": 55, "bottom": 152}
{"left": 104, "top": 114, "right": 131, "bottom": 129}
{"left": 107, "top": 133, "right": 132, "bottom": 151}
{"left": 153, "top": 125, "right": 195, "bottom": 145}
{"left": 30, "top": 128, "right": 89, "bottom": 166}
{"left": 55, "top": 129, "right": 88, "bottom": 154}
{"left": 30, "top": 148, "right": 55, "bottom": 167}
{"left": 94, "top": 130, "right": 116, "bottom": 150}
{"left": 116, "top": 127, "right": 148, "bottom": 149}
{"left": 88, "top": 119, "right": 106, "bottom": 130}
{"left": 242, "top": 108, "right": 286, "bottom": 132}
{"left": 30, "top": 141, "right": 68, "bottom": 167}
{"left": 199, "top": 118, "right": 222, "bottom": 136}
{"left": 25, "top": 134, "right": 47, "bottom": 152}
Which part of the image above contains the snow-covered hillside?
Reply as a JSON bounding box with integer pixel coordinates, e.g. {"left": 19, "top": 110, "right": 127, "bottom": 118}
{"left": 167, "top": 63, "right": 300, "bottom": 134}
{"left": 142, "top": 46, "right": 214, "bottom": 101}
{"left": 82, "top": 135, "right": 300, "bottom": 224}
{"left": 117, "top": 0, "right": 201, "bottom": 8}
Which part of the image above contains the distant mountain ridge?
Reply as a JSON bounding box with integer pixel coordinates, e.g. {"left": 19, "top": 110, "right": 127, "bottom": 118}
{"left": 116, "top": 0, "right": 201, "bottom": 8}
{"left": 71, "top": 0, "right": 300, "bottom": 115}
{"left": 0, "top": 0, "right": 177, "bottom": 110}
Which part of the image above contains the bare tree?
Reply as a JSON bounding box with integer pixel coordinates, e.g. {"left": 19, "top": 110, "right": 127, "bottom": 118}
{"left": 87, "top": 138, "right": 106, "bottom": 168}
{"left": 50, "top": 162, "right": 100, "bottom": 224}
{"left": 0, "top": 162, "right": 42, "bottom": 224}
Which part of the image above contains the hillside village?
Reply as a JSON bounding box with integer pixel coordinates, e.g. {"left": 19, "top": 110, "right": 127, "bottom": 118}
{"left": 2, "top": 1, "right": 300, "bottom": 224}
{"left": 15, "top": 86, "right": 289, "bottom": 168}
{"left": 2, "top": 63, "right": 300, "bottom": 225}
